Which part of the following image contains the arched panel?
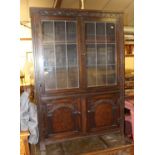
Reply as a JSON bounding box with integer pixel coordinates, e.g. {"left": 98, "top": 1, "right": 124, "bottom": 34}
{"left": 87, "top": 93, "right": 120, "bottom": 132}
{"left": 52, "top": 107, "right": 74, "bottom": 133}
{"left": 45, "top": 97, "right": 81, "bottom": 136}
{"left": 95, "top": 103, "right": 112, "bottom": 127}
{"left": 90, "top": 99, "right": 115, "bottom": 111}
{"left": 47, "top": 103, "right": 74, "bottom": 115}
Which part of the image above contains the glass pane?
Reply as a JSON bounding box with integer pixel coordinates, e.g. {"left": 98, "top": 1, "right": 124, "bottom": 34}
{"left": 56, "top": 68, "right": 67, "bottom": 88}
{"left": 55, "top": 44, "right": 66, "bottom": 68}
{"left": 67, "top": 44, "right": 78, "bottom": 67}
{"left": 85, "top": 23, "right": 95, "bottom": 42}
{"left": 42, "top": 21, "right": 54, "bottom": 42}
{"left": 54, "top": 21, "right": 65, "bottom": 42}
{"left": 87, "top": 67, "right": 96, "bottom": 86}
{"left": 43, "top": 45, "right": 55, "bottom": 70}
{"left": 106, "top": 23, "right": 115, "bottom": 43}
{"left": 107, "top": 65, "right": 116, "bottom": 84}
{"left": 44, "top": 69, "right": 56, "bottom": 90}
{"left": 96, "top": 23, "right": 106, "bottom": 43}
{"left": 107, "top": 44, "right": 115, "bottom": 64}
{"left": 66, "top": 22, "right": 76, "bottom": 42}
{"left": 97, "top": 44, "right": 106, "bottom": 66}
{"left": 86, "top": 44, "right": 96, "bottom": 67}
{"left": 42, "top": 20, "right": 80, "bottom": 90}
{"left": 68, "top": 67, "right": 79, "bottom": 88}
{"left": 97, "top": 66, "right": 106, "bottom": 86}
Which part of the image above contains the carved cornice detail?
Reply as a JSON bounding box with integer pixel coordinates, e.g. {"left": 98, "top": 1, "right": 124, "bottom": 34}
{"left": 38, "top": 9, "right": 121, "bottom": 18}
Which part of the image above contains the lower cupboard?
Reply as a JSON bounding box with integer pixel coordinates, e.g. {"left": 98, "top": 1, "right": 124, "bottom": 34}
{"left": 40, "top": 92, "right": 121, "bottom": 140}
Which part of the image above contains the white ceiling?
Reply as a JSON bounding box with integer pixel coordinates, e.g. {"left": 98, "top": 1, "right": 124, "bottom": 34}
{"left": 20, "top": 0, "right": 134, "bottom": 27}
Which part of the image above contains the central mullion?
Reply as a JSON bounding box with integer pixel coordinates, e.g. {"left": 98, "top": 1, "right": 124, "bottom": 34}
{"left": 65, "top": 21, "right": 69, "bottom": 88}
{"left": 53, "top": 20, "right": 57, "bottom": 89}
{"left": 95, "top": 22, "right": 97, "bottom": 86}
{"left": 114, "top": 23, "right": 117, "bottom": 84}
{"left": 105, "top": 22, "right": 107, "bottom": 85}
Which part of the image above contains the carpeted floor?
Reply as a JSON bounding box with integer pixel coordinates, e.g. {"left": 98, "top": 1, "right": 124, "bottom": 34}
{"left": 33, "top": 132, "right": 133, "bottom": 155}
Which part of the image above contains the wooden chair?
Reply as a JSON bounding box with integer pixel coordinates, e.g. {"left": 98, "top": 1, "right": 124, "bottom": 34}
{"left": 20, "top": 131, "right": 30, "bottom": 155}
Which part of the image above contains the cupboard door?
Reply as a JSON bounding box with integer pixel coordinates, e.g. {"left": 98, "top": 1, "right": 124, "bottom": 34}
{"left": 85, "top": 22, "right": 117, "bottom": 87}
{"left": 41, "top": 20, "right": 79, "bottom": 91}
{"left": 46, "top": 97, "right": 81, "bottom": 137}
{"left": 86, "top": 94, "right": 120, "bottom": 132}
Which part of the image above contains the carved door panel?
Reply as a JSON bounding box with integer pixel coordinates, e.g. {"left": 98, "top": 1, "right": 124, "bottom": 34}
{"left": 45, "top": 97, "right": 81, "bottom": 137}
{"left": 86, "top": 94, "right": 120, "bottom": 132}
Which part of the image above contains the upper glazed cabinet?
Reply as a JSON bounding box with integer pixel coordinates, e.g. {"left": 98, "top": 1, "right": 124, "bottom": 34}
{"left": 42, "top": 21, "right": 117, "bottom": 91}
{"left": 31, "top": 9, "right": 122, "bottom": 95}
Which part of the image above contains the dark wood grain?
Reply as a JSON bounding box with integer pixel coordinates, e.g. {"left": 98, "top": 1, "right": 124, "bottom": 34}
{"left": 30, "top": 8, "right": 125, "bottom": 153}
{"left": 45, "top": 97, "right": 81, "bottom": 136}
{"left": 86, "top": 93, "right": 120, "bottom": 132}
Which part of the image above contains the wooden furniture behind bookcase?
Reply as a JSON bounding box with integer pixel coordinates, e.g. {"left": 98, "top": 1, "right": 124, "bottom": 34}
{"left": 30, "top": 8, "right": 124, "bottom": 152}
{"left": 20, "top": 131, "right": 30, "bottom": 155}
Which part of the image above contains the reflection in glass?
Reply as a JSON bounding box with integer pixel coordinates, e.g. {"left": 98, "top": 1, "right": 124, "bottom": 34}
{"left": 106, "top": 23, "right": 115, "bottom": 43}
{"left": 97, "top": 44, "right": 106, "bottom": 66}
{"left": 66, "top": 22, "right": 76, "bottom": 42}
{"left": 55, "top": 21, "right": 65, "bottom": 42}
{"left": 86, "top": 44, "right": 96, "bottom": 66}
{"left": 42, "top": 21, "right": 54, "bottom": 42}
{"left": 67, "top": 44, "right": 77, "bottom": 67}
{"left": 87, "top": 67, "right": 96, "bottom": 87}
{"left": 85, "top": 23, "right": 95, "bottom": 42}
{"left": 43, "top": 45, "right": 55, "bottom": 69}
{"left": 107, "top": 44, "right": 115, "bottom": 64}
{"left": 96, "top": 23, "right": 106, "bottom": 43}
{"left": 56, "top": 68, "right": 67, "bottom": 88}
{"left": 107, "top": 65, "right": 116, "bottom": 84}
{"left": 68, "top": 67, "right": 79, "bottom": 88}
{"left": 55, "top": 44, "right": 66, "bottom": 67}
{"left": 44, "top": 68, "right": 56, "bottom": 90}
{"left": 97, "top": 66, "right": 106, "bottom": 86}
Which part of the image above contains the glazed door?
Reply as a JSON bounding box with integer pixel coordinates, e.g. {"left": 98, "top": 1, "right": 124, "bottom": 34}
{"left": 86, "top": 94, "right": 120, "bottom": 132}
{"left": 41, "top": 18, "right": 80, "bottom": 92}
{"left": 84, "top": 21, "right": 117, "bottom": 88}
{"left": 45, "top": 97, "right": 81, "bottom": 138}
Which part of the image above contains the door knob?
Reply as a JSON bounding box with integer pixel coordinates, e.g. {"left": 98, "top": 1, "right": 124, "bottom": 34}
{"left": 87, "top": 110, "right": 92, "bottom": 113}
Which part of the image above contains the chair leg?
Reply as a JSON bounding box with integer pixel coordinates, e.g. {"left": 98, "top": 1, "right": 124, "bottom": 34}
{"left": 29, "top": 144, "right": 37, "bottom": 155}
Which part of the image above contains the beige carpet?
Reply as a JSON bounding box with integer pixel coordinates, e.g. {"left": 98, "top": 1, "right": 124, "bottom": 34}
{"left": 34, "top": 133, "right": 133, "bottom": 155}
